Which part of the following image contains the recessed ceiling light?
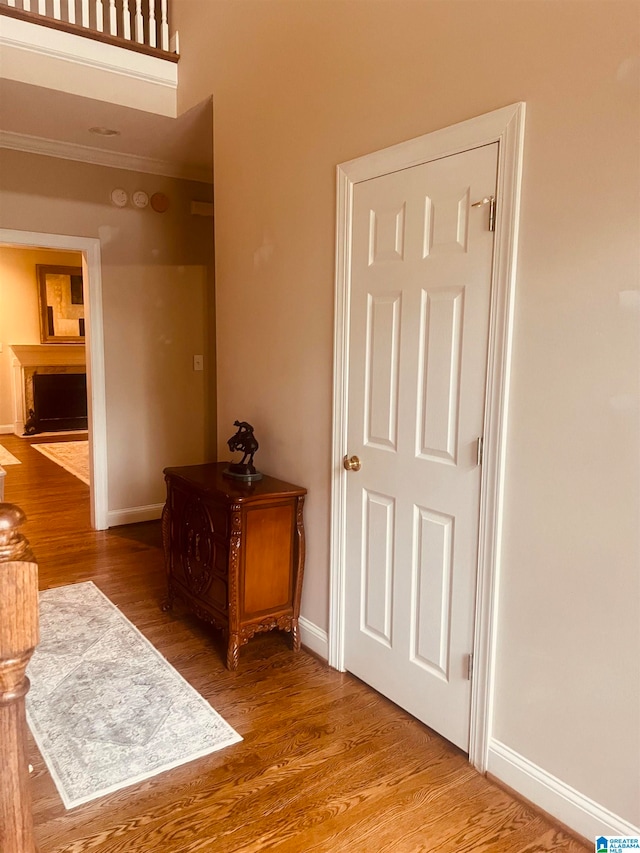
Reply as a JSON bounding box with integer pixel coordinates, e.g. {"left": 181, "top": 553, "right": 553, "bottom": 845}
{"left": 88, "top": 126, "right": 120, "bottom": 137}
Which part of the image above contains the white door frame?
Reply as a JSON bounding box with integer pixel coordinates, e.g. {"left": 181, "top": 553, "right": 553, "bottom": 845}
{"left": 329, "top": 102, "right": 526, "bottom": 771}
{"left": 0, "top": 229, "right": 109, "bottom": 531}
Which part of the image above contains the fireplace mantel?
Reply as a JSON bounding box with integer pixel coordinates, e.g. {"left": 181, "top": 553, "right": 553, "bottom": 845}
{"left": 11, "top": 345, "right": 86, "bottom": 368}
{"left": 11, "top": 345, "right": 87, "bottom": 435}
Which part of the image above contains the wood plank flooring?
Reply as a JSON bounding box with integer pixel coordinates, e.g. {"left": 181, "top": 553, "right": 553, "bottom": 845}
{"left": 0, "top": 433, "right": 590, "bottom": 853}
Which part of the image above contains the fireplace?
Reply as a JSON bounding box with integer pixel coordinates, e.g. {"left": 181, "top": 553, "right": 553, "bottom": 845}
{"left": 31, "top": 372, "right": 88, "bottom": 433}
{"left": 10, "top": 345, "right": 87, "bottom": 436}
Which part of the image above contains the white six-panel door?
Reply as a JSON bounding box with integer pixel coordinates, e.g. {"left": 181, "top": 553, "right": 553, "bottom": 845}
{"left": 344, "top": 142, "right": 499, "bottom": 751}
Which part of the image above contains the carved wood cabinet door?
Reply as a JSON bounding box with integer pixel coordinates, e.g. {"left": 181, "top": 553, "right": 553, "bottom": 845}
{"left": 181, "top": 497, "right": 214, "bottom": 597}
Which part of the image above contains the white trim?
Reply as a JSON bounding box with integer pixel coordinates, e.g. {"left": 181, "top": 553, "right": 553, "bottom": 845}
{"left": 329, "top": 153, "right": 352, "bottom": 673}
{"left": 107, "top": 502, "right": 163, "bottom": 526}
{"left": 329, "top": 104, "right": 526, "bottom": 774}
{"left": 0, "top": 15, "right": 177, "bottom": 88}
{"left": 488, "top": 739, "right": 640, "bottom": 840}
{"left": 0, "top": 130, "right": 213, "bottom": 184}
{"left": 0, "top": 425, "right": 13, "bottom": 434}
{"left": 299, "top": 616, "right": 329, "bottom": 661}
{"left": 0, "top": 229, "right": 108, "bottom": 531}
{"left": 469, "top": 103, "right": 526, "bottom": 771}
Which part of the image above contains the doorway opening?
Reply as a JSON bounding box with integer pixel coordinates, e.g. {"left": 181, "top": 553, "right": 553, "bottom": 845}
{"left": 0, "top": 230, "right": 108, "bottom": 530}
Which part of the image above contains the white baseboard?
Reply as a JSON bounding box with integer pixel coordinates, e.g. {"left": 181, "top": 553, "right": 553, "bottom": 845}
{"left": 107, "top": 503, "right": 164, "bottom": 527}
{"left": 0, "top": 424, "right": 14, "bottom": 434}
{"left": 488, "top": 738, "right": 639, "bottom": 841}
{"left": 299, "top": 616, "right": 329, "bottom": 661}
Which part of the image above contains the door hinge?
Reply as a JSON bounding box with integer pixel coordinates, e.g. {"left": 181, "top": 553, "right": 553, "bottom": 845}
{"left": 467, "top": 652, "right": 474, "bottom": 681}
{"left": 471, "top": 195, "right": 496, "bottom": 232}
{"left": 476, "top": 436, "right": 484, "bottom": 467}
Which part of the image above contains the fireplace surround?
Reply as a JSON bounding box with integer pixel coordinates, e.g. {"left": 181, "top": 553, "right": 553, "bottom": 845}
{"left": 10, "top": 345, "right": 87, "bottom": 436}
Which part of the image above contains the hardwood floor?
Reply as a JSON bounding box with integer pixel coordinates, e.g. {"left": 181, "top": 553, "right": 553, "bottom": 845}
{"left": 1, "top": 433, "right": 590, "bottom": 853}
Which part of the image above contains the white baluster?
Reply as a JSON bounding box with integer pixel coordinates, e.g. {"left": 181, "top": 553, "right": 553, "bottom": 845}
{"left": 134, "top": 0, "right": 143, "bottom": 43}
{"left": 122, "top": 0, "right": 131, "bottom": 40}
{"left": 160, "top": 0, "right": 168, "bottom": 51}
{"left": 7, "top": 0, "right": 16, "bottom": 9}
{"left": 38, "top": 0, "right": 45, "bottom": 15}
{"left": 67, "top": 0, "right": 75, "bottom": 24}
{"left": 53, "top": 0, "right": 61, "bottom": 19}
{"left": 81, "top": 0, "right": 89, "bottom": 26}
{"left": 108, "top": 0, "right": 116, "bottom": 35}
{"left": 148, "top": 0, "right": 156, "bottom": 48}
{"left": 95, "top": 0, "right": 103, "bottom": 32}
{"left": 22, "top": 0, "right": 31, "bottom": 11}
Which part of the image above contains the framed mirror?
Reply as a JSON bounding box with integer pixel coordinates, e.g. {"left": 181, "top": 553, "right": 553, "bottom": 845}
{"left": 37, "top": 265, "right": 85, "bottom": 344}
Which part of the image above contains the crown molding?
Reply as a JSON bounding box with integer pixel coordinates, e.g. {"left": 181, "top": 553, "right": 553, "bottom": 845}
{"left": 0, "top": 129, "right": 213, "bottom": 184}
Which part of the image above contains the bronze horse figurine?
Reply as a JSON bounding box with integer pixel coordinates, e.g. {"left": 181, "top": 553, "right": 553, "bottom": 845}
{"left": 227, "top": 420, "right": 259, "bottom": 468}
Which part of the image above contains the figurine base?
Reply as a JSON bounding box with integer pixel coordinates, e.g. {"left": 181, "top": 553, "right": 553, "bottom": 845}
{"left": 223, "top": 464, "right": 263, "bottom": 482}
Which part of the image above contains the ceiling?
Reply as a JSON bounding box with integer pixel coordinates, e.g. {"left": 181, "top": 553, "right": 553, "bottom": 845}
{"left": 0, "top": 78, "right": 213, "bottom": 183}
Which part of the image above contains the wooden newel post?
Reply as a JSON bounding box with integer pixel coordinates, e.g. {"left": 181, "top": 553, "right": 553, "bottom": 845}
{"left": 0, "top": 503, "right": 39, "bottom": 853}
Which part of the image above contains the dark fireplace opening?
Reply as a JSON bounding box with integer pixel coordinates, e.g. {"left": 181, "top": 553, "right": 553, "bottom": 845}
{"left": 31, "top": 373, "right": 88, "bottom": 433}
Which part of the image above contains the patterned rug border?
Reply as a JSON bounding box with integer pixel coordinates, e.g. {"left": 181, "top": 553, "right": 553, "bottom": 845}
{"left": 0, "top": 443, "right": 21, "bottom": 465}
{"left": 31, "top": 441, "right": 89, "bottom": 485}
{"left": 27, "top": 581, "right": 243, "bottom": 809}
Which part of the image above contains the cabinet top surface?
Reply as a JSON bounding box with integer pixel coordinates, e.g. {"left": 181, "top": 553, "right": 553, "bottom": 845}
{"left": 163, "top": 462, "right": 306, "bottom": 501}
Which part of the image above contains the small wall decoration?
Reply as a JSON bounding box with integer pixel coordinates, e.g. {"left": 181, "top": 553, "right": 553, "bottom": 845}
{"left": 110, "top": 188, "right": 128, "bottom": 207}
{"left": 132, "top": 190, "right": 149, "bottom": 209}
{"left": 150, "top": 192, "right": 170, "bottom": 213}
{"left": 37, "top": 265, "right": 85, "bottom": 344}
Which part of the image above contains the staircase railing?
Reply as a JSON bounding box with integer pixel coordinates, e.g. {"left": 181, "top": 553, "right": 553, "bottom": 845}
{"left": 0, "top": 503, "right": 39, "bottom": 853}
{"left": 0, "top": 0, "right": 178, "bottom": 57}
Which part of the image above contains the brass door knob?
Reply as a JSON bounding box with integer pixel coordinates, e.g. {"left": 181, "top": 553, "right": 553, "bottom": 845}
{"left": 343, "top": 455, "right": 361, "bottom": 472}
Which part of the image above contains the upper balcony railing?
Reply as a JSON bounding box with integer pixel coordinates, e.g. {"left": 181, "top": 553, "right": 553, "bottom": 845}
{"left": 0, "top": 0, "right": 178, "bottom": 58}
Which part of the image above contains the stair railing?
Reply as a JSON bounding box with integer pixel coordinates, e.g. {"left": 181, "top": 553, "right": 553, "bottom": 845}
{"left": 0, "top": 503, "right": 38, "bottom": 853}
{"left": 0, "top": 0, "right": 178, "bottom": 55}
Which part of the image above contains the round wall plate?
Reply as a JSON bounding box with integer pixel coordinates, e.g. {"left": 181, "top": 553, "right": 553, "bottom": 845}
{"left": 132, "top": 190, "right": 149, "bottom": 209}
{"left": 150, "top": 192, "right": 170, "bottom": 213}
{"left": 110, "top": 187, "right": 128, "bottom": 208}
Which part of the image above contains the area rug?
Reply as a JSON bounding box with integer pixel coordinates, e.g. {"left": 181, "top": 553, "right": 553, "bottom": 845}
{"left": 0, "top": 443, "right": 21, "bottom": 465}
{"left": 26, "top": 582, "right": 242, "bottom": 809}
{"left": 31, "top": 440, "right": 89, "bottom": 485}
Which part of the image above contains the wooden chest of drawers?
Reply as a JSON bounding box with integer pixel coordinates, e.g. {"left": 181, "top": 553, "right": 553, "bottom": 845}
{"left": 162, "top": 462, "right": 306, "bottom": 670}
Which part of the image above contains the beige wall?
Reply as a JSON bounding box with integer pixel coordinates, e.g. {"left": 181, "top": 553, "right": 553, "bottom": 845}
{"left": 102, "top": 263, "right": 209, "bottom": 508}
{"left": 0, "top": 246, "right": 82, "bottom": 428}
{"left": 0, "top": 149, "right": 215, "bottom": 512}
{"left": 173, "top": 0, "right": 640, "bottom": 829}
